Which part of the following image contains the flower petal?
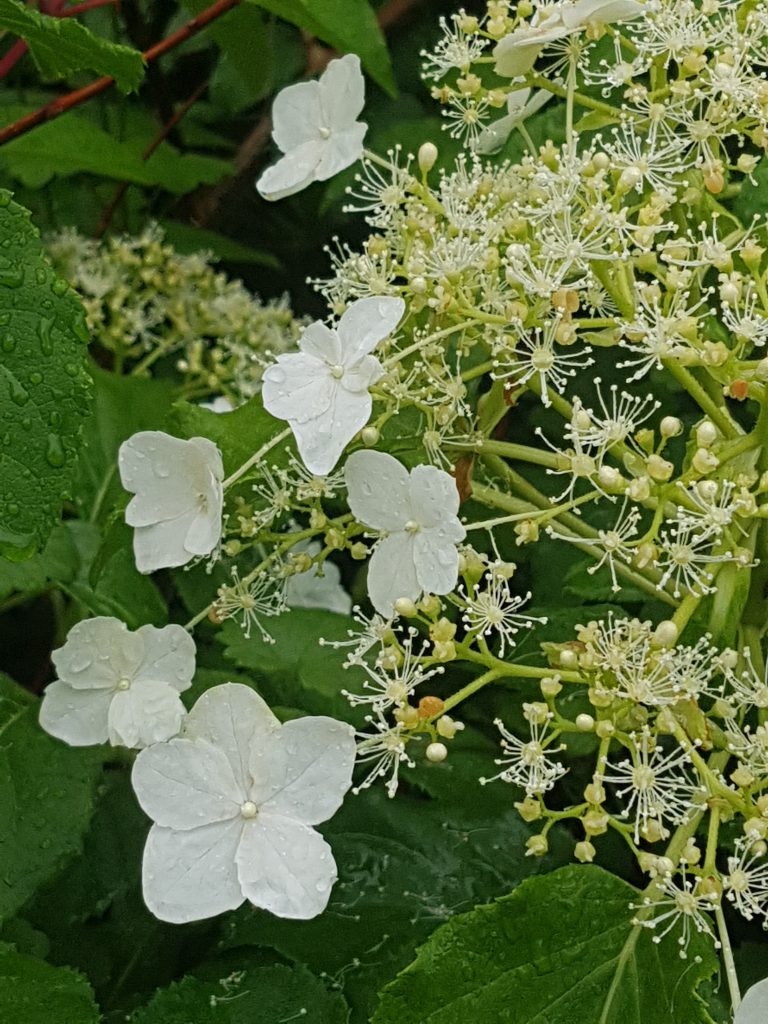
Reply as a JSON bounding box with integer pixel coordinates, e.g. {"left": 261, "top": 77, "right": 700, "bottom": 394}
{"left": 236, "top": 814, "right": 337, "bottom": 919}
{"left": 291, "top": 389, "right": 372, "bottom": 476}
{"left": 337, "top": 296, "right": 406, "bottom": 361}
{"left": 183, "top": 505, "right": 223, "bottom": 558}
{"left": 52, "top": 616, "right": 141, "bottom": 690}
{"left": 250, "top": 717, "right": 356, "bottom": 825}
{"left": 262, "top": 352, "right": 333, "bottom": 424}
{"left": 256, "top": 141, "right": 324, "bottom": 201}
{"left": 107, "top": 679, "right": 187, "bottom": 749}
{"left": 299, "top": 321, "right": 342, "bottom": 364}
{"left": 182, "top": 683, "right": 279, "bottom": 791}
{"left": 318, "top": 54, "right": 365, "bottom": 131}
{"left": 344, "top": 449, "right": 411, "bottom": 531}
{"left": 141, "top": 820, "right": 244, "bottom": 924}
{"left": 314, "top": 122, "right": 367, "bottom": 181}
{"left": 409, "top": 463, "right": 461, "bottom": 527}
{"left": 131, "top": 514, "right": 197, "bottom": 574}
{"left": 132, "top": 737, "right": 244, "bottom": 828}
{"left": 413, "top": 528, "right": 461, "bottom": 596}
{"left": 285, "top": 561, "right": 352, "bottom": 615}
{"left": 39, "top": 681, "right": 111, "bottom": 746}
{"left": 340, "top": 353, "right": 384, "bottom": 394}
{"left": 367, "top": 532, "right": 420, "bottom": 616}
{"left": 736, "top": 978, "right": 768, "bottom": 1024}
{"left": 135, "top": 624, "right": 196, "bottom": 692}
{"left": 120, "top": 432, "right": 198, "bottom": 527}
{"left": 271, "top": 80, "right": 322, "bottom": 152}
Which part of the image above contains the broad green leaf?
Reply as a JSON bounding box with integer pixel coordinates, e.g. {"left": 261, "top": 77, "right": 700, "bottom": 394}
{"left": 0, "top": 108, "right": 233, "bottom": 192}
{"left": 732, "top": 156, "right": 768, "bottom": 225}
{"left": 158, "top": 221, "right": 280, "bottom": 267}
{"left": 0, "top": 944, "right": 100, "bottom": 1024}
{"left": 220, "top": 609, "right": 362, "bottom": 718}
{"left": 24, "top": 772, "right": 211, "bottom": 1010}
{"left": 0, "top": 673, "right": 102, "bottom": 923}
{"left": 74, "top": 367, "right": 175, "bottom": 523}
{"left": 251, "top": 0, "right": 396, "bottom": 96}
{"left": 131, "top": 963, "right": 349, "bottom": 1023}
{"left": 0, "top": 522, "right": 79, "bottom": 601}
{"left": 372, "top": 864, "right": 720, "bottom": 1024}
{"left": 0, "top": 0, "right": 143, "bottom": 92}
{"left": 221, "top": 788, "right": 567, "bottom": 1024}
{"left": 169, "top": 394, "right": 291, "bottom": 477}
{"left": 0, "top": 191, "right": 91, "bottom": 559}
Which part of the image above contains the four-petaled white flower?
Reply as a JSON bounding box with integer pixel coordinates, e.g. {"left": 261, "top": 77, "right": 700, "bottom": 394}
{"left": 737, "top": 979, "right": 768, "bottom": 1024}
{"left": 40, "top": 616, "right": 194, "bottom": 749}
{"left": 494, "top": 0, "right": 643, "bottom": 78}
{"left": 344, "top": 450, "right": 466, "bottom": 616}
{"left": 132, "top": 683, "right": 356, "bottom": 923}
{"left": 256, "top": 54, "right": 367, "bottom": 201}
{"left": 262, "top": 296, "right": 405, "bottom": 476}
{"left": 119, "top": 430, "right": 224, "bottom": 574}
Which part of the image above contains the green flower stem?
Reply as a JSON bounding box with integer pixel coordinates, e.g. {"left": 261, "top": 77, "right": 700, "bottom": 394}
{"left": 440, "top": 669, "right": 502, "bottom": 715}
{"left": 466, "top": 487, "right": 600, "bottom": 532}
{"left": 475, "top": 437, "right": 562, "bottom": 469}
{"left": 662, "top": 360, "right": 740, "bottom": 439}
{"left": 715, "top": 904, "right": 742, "bottom": 1014}
{"left": 703, "top": 805, "right": 721, "bottom": 877}
{"left": 527, "top": 74, "right": 623, "bottom": 121}
{"left": 222, "top": 426, "right": 292, "bottom": 490}
{"left": 384, "top": 321, "right": 479, "bottom": 368}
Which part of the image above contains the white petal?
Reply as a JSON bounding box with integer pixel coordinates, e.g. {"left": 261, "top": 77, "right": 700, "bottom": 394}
{"left": 183, "top": 505, "right": 223, "bottom": 558}
{"left": 337, "top": 296, "right": 406, "bottom": 361}
{"left": 182, "top": 683, "right": 279, "bottom": 791}
{"left": 236, "top": 814, "right": 337, "bottom": 919}
{"left": 285, "top": 561, "right": 352, "bottom": 615}
{"left": 564, "top": 0, "right": 643, "bottom": 28}
{"left": 300, "top": 320, "right": 343, "bottom": 363}
{"left": 291, "top": 389, "right": 372, "bottom": 476}
{"left": 318, "top": 54, "right": 365, "bottom": 131}
{"left": 314, "top": 122, "right": 367, "bottom": 181}
{"left": 39, "top": 681, "right": 112, "bottom": 746}
{"left": 120, "top": 432, "right": 197, "bottom": 527}
{"left": 52, "top": 616, "right": 141, "bottom": 690}
{"left": 736, "top": 979, "right": 768, "bottom": 1024}
{"left": 344, "top": 449, "right": 411, "bottom": 531}
{"left": 107, "top": 679, "right": 187, "bottom": 749}
{"left": 262, "top": 352, "right": 333, "bottom": 424}
{"left": 250, "top": 717, "right": 356, "bottom": 825}
{"left": 413, "top": 528, "right": 461, "bottom": 596}
{"left": 493, "top": 36, "right": 547, "bottom": 77}
{"left": 340, "top": 353, "right": 384, "bottom": 394}
{"left": 409, "top": 463, "right": 461, "bottom": 527}
{"left": 256, "top": 141, "right": 324, "bottom": 201}
{"left": 131, "top": 514, "right": 198, "bottom": 574}
{"left": 271, "top": 79, "right": 322, "bottom": 152}
{"left": 367, "top": 532, "right": 420, "bottom": 616}
{"left": 135, "top": 624, "right": 196, "bottom": 692}
{"left": 132, "top": 737, "right": 244, "bottom": 828}
{"left": 142, "top": 820, "right": 244, "bottom": 924}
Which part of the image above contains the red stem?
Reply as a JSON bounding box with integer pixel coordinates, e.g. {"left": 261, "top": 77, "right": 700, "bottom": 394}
{"left": 0, "top": 0, "right": 241, "bottom": 145}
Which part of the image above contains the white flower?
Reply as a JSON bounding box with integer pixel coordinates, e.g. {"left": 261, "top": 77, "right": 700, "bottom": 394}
{"left": 39, "top": 616, "right": 194, "bottom": 748}
{"left": 344, "top": 450, "right": 466, "bottom": 616}
{"left": 475, "top": 87, "right": 551, "bottom": 155}
{"left": 285, "top": 541, "right": 352, "bottom": 616}
{"left": 737, "top": 979, "right": 768, "bottom": 1024}
{"left": 262, "top": 296, "right": 405, "bottom": 476}
{"left": 131, "top": 683, "right": 356, "bottom": 923}
{"left": 256, "top": 54, "right": 367, "bottom": 201}
{"left": 493, "top": 0, "right": 643, "bottom": 78}
{"left": 119, "top": 430, "right": 224, "bottom": 574}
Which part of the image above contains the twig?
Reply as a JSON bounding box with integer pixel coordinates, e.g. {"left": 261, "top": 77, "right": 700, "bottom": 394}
{"left": 0, "top": 0, "right": 241, "bottom": 145}
{"left": 94, "top": 77, "right": 210, "bottom": 237}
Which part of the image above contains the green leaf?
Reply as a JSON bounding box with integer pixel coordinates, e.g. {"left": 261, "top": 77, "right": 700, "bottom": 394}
{"left": 0, "top": 673, "right": 102, "bottom": 923}
{"left": 0, "top": 944, "right": 100, "bottom": 1024}
{"left": 0, "top": 522, "right": 79, "bottom": 601}
{"left": 169, "top": 394, "right": 291, "bottom": 477}
{"left": 222, "top": 788, "right": 567, "bottom": 1024}
{"left": 251, "top": 0, "right": 396, "bottom": 96}
{"left": 0, "top": 108, "right": 233, "bottom": 192}
{"left": 158, "top": 221, "right": 280, "bottom": 268}
{"left": 74, "top": 367, "right": 175, "bottom": 523}
{"left": 372, "top": 864, "right": 720, "bottom": 1024}
{"left": 0, "top": 0, "right": 143, "bottom": 92}
{"left": 131, "top": 962, "right": 349, "bottom": 1023}
{"left": 0, "top": 190, "right": 92, "bottom": 559}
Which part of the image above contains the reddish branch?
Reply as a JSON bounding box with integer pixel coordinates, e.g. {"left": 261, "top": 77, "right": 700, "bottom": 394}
{"left": 0, "top": 0, "right": 241, "bottom": 145}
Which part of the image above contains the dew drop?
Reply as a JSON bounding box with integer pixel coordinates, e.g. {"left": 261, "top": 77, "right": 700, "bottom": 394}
{"left": 0, "top": 265, "right": 23, "bottom": 288}
{"left": 38, "top": 318, "right": 54, "bottom": 356}
{"left": 45, "top": 434, "right": 65, "bottom": 468}
{"left": 51, "top": 278, "right": 68, "bottom": 298}
{"left": 1, "top": 336, "right": 15, "bottom": 353}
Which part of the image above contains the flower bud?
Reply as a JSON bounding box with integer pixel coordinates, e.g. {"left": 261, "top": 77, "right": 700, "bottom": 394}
{"left": 350, "top": 542, "right": 368, "bottom": 560}
{"left": 692, "top": 447, "right": 720, "bottom": 475}
{"left": 525, "top": 834, "right": 549, "bottom": 857}
{"left": 394, "top": 705, "right": 420, "bottom": 728}
{"left": 426, "top": 742, "right": 448, "bottom": 763}
{"left": 394, "top": 597, "right": 418, "bottom": 617}
{"left": 696, "top": 420, "right": 718, "bottom": 448}
{"left": 583, "top": 810, "right": 609, "bottom": 836}
{"left": 361, "top": 425, "right": 380, "bottom": 446}
{"left": 584, "top": 781, "right": 605, "bottom": 804}
{"left": 418, "top": 142, "right": 438, "bottom": 175}
{"left": 574, "top": 840, "right": 596, "bottom": 863}
{"left": 576, "top": 713, "right": 595, "bottom": 732}
{"left": 515, "top": 797, "right": 542, "bottom": 822}
{"left": 653, "top": 620, "right": 678, "bottom": 648}
{"left": 660, "top": 416, "right": 683, "bottom": 438}
{"left": 437, "top": 714, "right": 464, "bottom": 739}
{"left": 646, "top": 454, "right": 674, "bottom": 482}
{"left": 540, "top": 676, "right": 562, "bottom": 698}
{"left": 595, "top": 720, "right": 615, "bottom": 738}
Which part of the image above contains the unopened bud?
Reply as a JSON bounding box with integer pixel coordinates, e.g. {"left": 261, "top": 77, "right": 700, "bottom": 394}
{"left": 653, "top": 620, "right": 679, "bottom": 648}
{"left": 696, "top": 420, "right": 718, "bottom": 448}
{"left": 574, "top": 840, "right": 596, "bottom": 863}
{"left": 426, "top": 742, "right": 448, "bottom": 763}
{"left": 394, "top": 597, "right": 418, "bottom": 617}
{"left": 576, "top": 713, "right": 595, "bottom": 732}
{"left": 418, "top": 142, "right": 438, "bottom": 175}
{"left": 526, "top": 834, "right": 549, "bottom": 857}
{"left": 361, "top": 425, "right": 380, "bottom": 446}
{"left": 515, "top": 797, "right": 542, "bottom": 822}
{"left": 660, "top": 415, "right": 683, "bottom": 438}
